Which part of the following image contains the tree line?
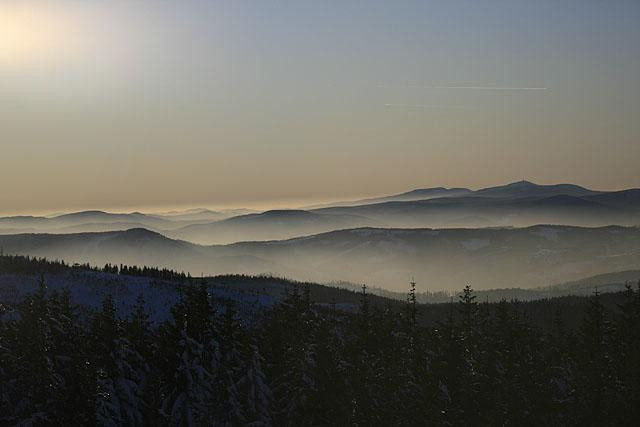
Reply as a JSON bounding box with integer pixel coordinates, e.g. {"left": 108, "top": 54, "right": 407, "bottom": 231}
{"left": 0, "top": 252, "right": 188, "bottom": 282}
{"left": 0, "top": 256, "right": 639, "bottom": 425}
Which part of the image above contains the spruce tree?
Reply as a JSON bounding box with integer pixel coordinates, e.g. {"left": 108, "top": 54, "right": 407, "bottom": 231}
{"left": 575, "top": 290, "right": 616, "bottom": 425}
{"left": 615, "top": 281, "right": 640, "bottom": 422}
{"left": 10, "top": 275, "right": 60, "bottom": 423}
{"left": 237, "top": 344, "right": 274, "bottom": 426}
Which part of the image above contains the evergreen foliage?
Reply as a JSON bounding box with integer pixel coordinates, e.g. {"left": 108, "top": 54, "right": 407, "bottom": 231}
{"left": 1, "top": 262, "right": 639, "bottom": 425}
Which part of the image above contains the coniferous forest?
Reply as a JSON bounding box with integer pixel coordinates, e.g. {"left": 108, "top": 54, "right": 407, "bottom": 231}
{"left": 4, "top": 0, "right": 640, "bottom": 425}
{"left": 0, "top": 256, "right": 639, "bottom": 426}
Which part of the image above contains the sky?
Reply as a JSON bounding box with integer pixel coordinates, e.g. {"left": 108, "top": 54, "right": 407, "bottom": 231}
{"left": 1, "top": 0, "right": 639, "bottom": 215}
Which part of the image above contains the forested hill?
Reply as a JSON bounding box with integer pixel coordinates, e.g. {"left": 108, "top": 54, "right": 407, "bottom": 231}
{"left": 0, "top": 253, "right": 635, "bottom": 330}
{"left": 1, "top": 254, "right": 640, "bottom": 424}
{"left": 342, "top": 269, "right": 640, "bottom": 304}
{"left": 0, "top": 254, "right": 401, "bottom": 323}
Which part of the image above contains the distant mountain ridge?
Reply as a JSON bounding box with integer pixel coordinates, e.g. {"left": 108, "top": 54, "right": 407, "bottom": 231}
{"left": 0, "top": 208, "right": 253, "bottom": 237}
{"left": 472, "top": 180, "right": 601, "bottom": 199}
{"left": 308, "top": 187, "right": 473, "bottom": 207}
{"left": 1, "top": 181, "right": 638, "bottom": 244}
{"left": 2, "top": 224, "right": 640, "bottom": 291}
{"left": 307, "top": 180, "right": 604, "bottom": 208}
{"left": 312, "top": 182, "right": 640, "bottom": 229}
{"left": 167, "top": 209, "right": 383, "bottom": 245}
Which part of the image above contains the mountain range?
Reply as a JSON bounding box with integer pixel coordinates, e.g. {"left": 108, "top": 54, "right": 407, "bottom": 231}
{"left": 1, "top": 180, "right": 639, "bottom": 291}
{"left": 1, "top": 224, "right": 639, "bottom": 291}
{"left": 166, "top": 210, "right": 382, "bottom": 245}
{"left": 312, "top": 181, "right": 640, "bottom": 229}
{"left": 2, "top": 181, "right": 638, "bottom": 245}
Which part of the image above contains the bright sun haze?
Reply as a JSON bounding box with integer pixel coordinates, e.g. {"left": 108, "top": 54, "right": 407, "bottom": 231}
{"left": 1, "top": 0, "right": 639, "bottom": 215}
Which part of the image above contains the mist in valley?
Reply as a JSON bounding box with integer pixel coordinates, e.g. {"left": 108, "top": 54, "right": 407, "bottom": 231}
{"left": 3, "top": 2, "right": 640, "bottom": 423}
{"left": 1, "top": 181, "right": 639, "bottom": 293}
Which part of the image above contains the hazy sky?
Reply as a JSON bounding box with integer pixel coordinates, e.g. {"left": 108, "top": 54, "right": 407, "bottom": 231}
{"left": 1, "top": 0, "right": 639, "bottom": 215}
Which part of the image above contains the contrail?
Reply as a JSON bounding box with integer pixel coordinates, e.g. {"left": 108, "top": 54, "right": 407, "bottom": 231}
{"left": 432, "top": 86, "right": 547, "bottom": 90}
{"left": 384, "top": 103, "right": 469, "bottom": 109}
{"left": 377, "top": 85, "right": 547, "bottom": 91}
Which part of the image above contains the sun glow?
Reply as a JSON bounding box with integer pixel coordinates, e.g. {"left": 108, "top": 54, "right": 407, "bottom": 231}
{"left": 0, "top": 3, "right": 73, "bottom": 66}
